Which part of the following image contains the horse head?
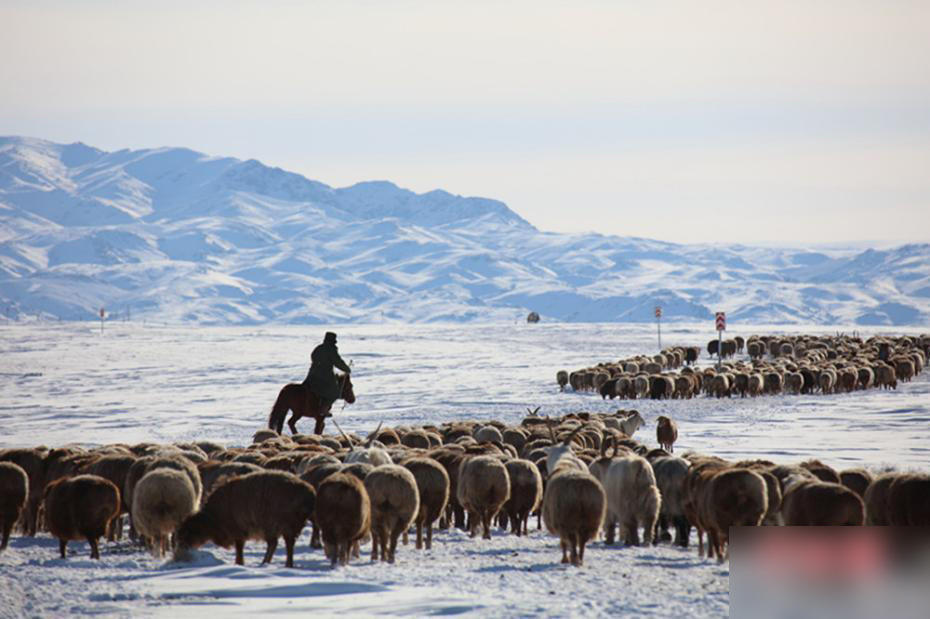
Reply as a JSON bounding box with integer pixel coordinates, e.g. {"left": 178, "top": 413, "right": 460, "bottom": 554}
{"left": 341, "top": 373, "right": 356, "bottom": 404}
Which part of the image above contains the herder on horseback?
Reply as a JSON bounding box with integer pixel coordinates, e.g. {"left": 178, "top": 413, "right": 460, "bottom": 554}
{"left": 303, "top": 331, "right": 351, "bottom": 418}
{"left": 267, "top": 331, "right": 355, "bottom": 435}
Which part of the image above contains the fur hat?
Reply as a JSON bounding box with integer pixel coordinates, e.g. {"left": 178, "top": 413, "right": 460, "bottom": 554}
{"left": 324, "top": 331, "right": 337, "bottom": 344}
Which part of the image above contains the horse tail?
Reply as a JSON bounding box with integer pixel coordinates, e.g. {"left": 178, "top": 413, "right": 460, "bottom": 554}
{"left": 268, "top": 386, "right": 290, "bottom": 431}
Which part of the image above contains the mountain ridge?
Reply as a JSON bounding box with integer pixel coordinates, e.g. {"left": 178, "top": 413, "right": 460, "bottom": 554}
{"left": 1, "top": 136, "right": 928, "bottom": 326}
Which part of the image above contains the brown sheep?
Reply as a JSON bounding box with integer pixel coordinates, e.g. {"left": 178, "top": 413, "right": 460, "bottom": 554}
{"left": 886, "top": 473, "right": 930, "bottom": 525}
{"left": 502, "top": 459, "right": 543, "bottom": 536}
{"left": 656, "top": 416, "right": 678, "bottom": 453}
{"left": 0, "top": 462, "right": 28, "bottom": 551}
{"left": 0, "top": 448, "right": 46, "bottom": 536}
{"left": 364, "top": 465, "right": 419, "bottom": 563}
{"left": 85, "top": 454, "right": 137, "bottom": 541}
{"left": 401, "top": 457, "right": 449, "bottom": 550}
{"left": 175, "top": 470, "right": 316, "bottom": 568}
{"left": 838, "top": 468, "right": 873, "bottom": 499}
{"left": 556, "top": 370, "right": 569, "bottom": 391}
{"left": 782, "top": 479, "right": 865, "bottom": 526}
{"left": 457, "top": 455, "right": 511, "bottom": 539}
{"left": 798, "top": 459, "right": 840, "bottom": 484}
{"left": 542, "top": 468, "right": 606, "bottom": 566}
{"left": 43, "top": 474, "right": 120, "bottom": 559}
{"left": 701, "top": 468, "right": 768, "bottom": 562}
{"left": 314, "top": 472, "right": 371, "bottom": 567}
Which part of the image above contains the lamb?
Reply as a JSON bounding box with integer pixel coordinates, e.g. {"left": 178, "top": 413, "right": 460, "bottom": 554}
{"left": 649, "top": 456, "right": 690, "bottom": 546}
{"left": 0, "top": 462, "right": 28, "bottom": 551}
{"left": 614, "top": 410, "right": 645, "bottom": 437}
{"left": 781, "top": 479, "right": 865, "bottom": 526}
{"left": 314, "top": 472, "right": 371, "bottom": 567}
{"left": 656, "top": 416, "right": 678, "bottom": 453}
{"left": 456, "top": 455, "right": 510, "bottom": 539}
{"left": 401, "top": 457, "right": 449, "bottom": 549}
{"left": 502, "top": 459, "right": 543, "bottom": 536}
{"left": 43, "top": 474, "right": 120, "bottom": 559}
{"left": 603, "top": 453, "right": 661, "bottom": 545}
{"left": 363, "top": 465, "right": 419, "bottom": 563}
{"left": 542, "top": 468, "right": 606, "bottom": 566}
{"left": 175, "top": 470, "right": 316, "bottom": 567}
{"left": 701, "top": 468, "right": 768, "bottom": 562}
{"left": 132, "top": 468, "right": 198, "bottom": 557}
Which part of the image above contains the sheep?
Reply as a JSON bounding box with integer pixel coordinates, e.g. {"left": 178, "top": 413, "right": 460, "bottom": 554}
{"left": 603, "top": 453, "right": 661, "bottom": 545}
{"left": 542, "top": 468, "right": 606, "bottom": 566}
{"left": 886, "top": 473, "right": 930, "bottom": 525}
{"left": 364, "top": 465, "right": 420, "bottom": 563}
{"left": 544, "top": 422, "right": 587, "bottom": 473}
{"left": 43, "top": 474, "right": 120, "bottom": 559}
{"left": 747, "top": 373, "right": 764, "bottom": 397}
{"left": 701, "top": 468, "right": 768, "bottom": 562}
{"left": 456, "top": 455, "right": 510, "bottom": 539}
{"left": 0, "top": 447, "right": 46, "bottom": 536}
{"left": 400, "top": 429, "right": 431, "bottom": 449}
{"left": 649, "top": 456, "right": 690, "bottom": 546}
{"left": 656, "top": 416, "right": 678, "bottom": 453}
{"left": 199, "top": 461, "right": 263, "bottom": 502}
{"left": 609, "top": 410, "right": 645, "bottom": 437}
{"left": 474, "top": 425, "right": 503, "bottom": 444}
{"left": 176, "top": 470, "right": 315, "bottom": 568}
{"left": 502, "top": 459, "right": 543, "bottom": 536}
{"left": 314, "top": 472, "right": 371, "bottom": 567}
{"left": 336, "top": 421, "right": 393, "bottom": 466}
{"left": 401, "top": 457, "right": 449, "bottom": 549}
{"left": 556, "top": 370, "right": 569, "bottom": 391}
{"left": 132, "top": 468, "right": 198, "bottom": 558}
{"left": 838, "top": 468, "right": 873, "bottom": 499}
{"left": 0, "top": 462, "right": 28, "bottom": 551}
{"left": 782, "top": 479, "right": 864, "bottom": 526}
{"left": 85, "top": 454, "right": 137, "bottom": 541}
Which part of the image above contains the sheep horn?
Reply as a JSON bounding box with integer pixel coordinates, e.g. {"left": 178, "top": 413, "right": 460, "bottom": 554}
{"left": 365, "top": 421, "right": 384, "bottom": 447}
{"left": 331, "top": 419, "right": 353, "bottom": 445}
{"left": 546, "top": 416, "right": 557, "bottom": 443}
{"left": 600, "top": 433, "right": 611, "bottom": 458}
{"left": 562, "top": 424, "right": 584, "bottom": 446}
{"left": 532, "top": 406, "right": 541, "bottom": 416}
{"left": 612, "top": 438, "right": 619, "bottom": 459}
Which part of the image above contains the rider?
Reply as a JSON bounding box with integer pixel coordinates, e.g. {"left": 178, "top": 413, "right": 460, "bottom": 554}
{"left": 303, "top": 331, "right": 351, "bottom": 418}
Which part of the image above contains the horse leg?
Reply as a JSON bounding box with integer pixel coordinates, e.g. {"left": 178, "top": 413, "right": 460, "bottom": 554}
{"left": 314, "top": 416, "right": 325, "bottom": 435}
{"left": 287, "top": 412, "right": 299, "bottom": 435}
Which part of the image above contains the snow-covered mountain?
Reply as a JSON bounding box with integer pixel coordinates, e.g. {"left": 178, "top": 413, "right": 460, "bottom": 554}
{"left": 1, "top": 136, "right": 928, "bottom": 325}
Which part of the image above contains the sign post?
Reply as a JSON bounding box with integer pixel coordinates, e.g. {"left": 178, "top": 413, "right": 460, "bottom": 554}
{"left": 655, "top": 305, "right": 662, "bottom": 350}
{"left": 99, "top": 307, "right": 105, "bottom": 334}
{"left": 715, "top": 311, "right": 726, "bottom": 369}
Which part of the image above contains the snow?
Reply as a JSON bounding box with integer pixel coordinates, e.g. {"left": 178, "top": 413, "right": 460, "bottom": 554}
{"left": 1, "top": 320, "right": 929, "bottom": 616}
{"left": 2, "top": 135, "right": 929, "bottom": 326}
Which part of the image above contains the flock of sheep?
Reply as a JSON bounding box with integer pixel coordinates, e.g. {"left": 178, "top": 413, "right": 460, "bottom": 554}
{"left": 559, "top": 334, "right": 929, "bottom": 400}
{"left": 2, "top": 399, "right": 928, "bottom": 570}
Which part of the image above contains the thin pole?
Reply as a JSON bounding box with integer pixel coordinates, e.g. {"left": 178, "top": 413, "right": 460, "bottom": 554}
{"left": 717, "top": 329, "right": 722, "bottom": 370}
{"left": 657, "top": 317, "right": 662, "bottom": 351}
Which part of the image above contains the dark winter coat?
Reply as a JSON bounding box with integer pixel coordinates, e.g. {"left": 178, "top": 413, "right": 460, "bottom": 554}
{"left": 303, "top": 342, "right": 351, "bottom": 402}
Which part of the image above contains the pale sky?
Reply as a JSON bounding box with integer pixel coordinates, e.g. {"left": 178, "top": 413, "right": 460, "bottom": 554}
{"left": 2, "top": 0, "right": 929, "bottom": 245}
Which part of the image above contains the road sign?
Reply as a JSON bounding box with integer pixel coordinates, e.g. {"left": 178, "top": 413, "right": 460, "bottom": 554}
{"left": 715, "top": 312, "right": 726, "bottom": 331}
{"left": 654, "top": 306, "right": 662, "bottom": 319}
{"left": 99, "top": 307, "right": 105, "bottom": 319}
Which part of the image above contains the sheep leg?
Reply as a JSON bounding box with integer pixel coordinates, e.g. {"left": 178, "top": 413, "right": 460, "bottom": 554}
{"left": 578, "top": 536, "right": 587, "bottom": 566}
{"left": 389, "top": 529, "right": 400, "bottom": 563}
{"left": 261, "top": 537, "right": 278, "bottom": 565}
{"left": 560, "top": 539, "right": 570, "bottom": 563}
{"left": 1, "top": 521, "right": 12, "bottom": 550}
{"left": 380, "top": 530, "right": 389, "bottom": 563}
{"left": 310, "top": 525, "right": 322, "bottom": 549}
{"left": 415, "top": 522, "right": 423, "bottom": 550}
{"left": 605, "top": 519, "right": 616, "bottom": 545}
{"left": 426, "top": 522, "right": 433, "bottom": 550}
{"left": 89, "top": 537, "right": 100, "bottom": 560}
{"left": 370, "top": 530, "right": 380, "bottom": 561}
{"left": 284, "top": 535, "right": 296, "bottom": 568}
{"left": 482, "top": 511, "right": 492, "bottom": 540}
{"left": 235, "top": 540, "right": 245, "bottom": 565}
{"left": 697, "top": 527, "right": 705, "bottom": 557}
{"left": 59, "top": 538, "right": 67, "bottom": 558}
{"left": 569, "top": 536, "right": 579, "bottom": 566}
{"left": 403, "top": 529, "right": 408, "bottom": 546}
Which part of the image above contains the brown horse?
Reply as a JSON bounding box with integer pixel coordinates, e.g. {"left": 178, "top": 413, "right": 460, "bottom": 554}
{"left": 267, "top": 373, "right": 355, "bottom": 435}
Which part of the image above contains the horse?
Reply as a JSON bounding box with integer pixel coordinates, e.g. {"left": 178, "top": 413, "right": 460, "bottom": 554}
{"left": 267, "top": 373, "right": 355, "bottom": 435}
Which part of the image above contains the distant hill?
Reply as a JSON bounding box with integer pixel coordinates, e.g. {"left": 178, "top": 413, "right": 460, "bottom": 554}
{"left": 1, "top": 136, "right": 928, "bottom": 325}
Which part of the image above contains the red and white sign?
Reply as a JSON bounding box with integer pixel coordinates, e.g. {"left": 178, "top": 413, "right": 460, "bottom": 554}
{"left": 654, "top": 306, "right": 662, "bottom": 319}
{"left": 715, "top": 312, "right": 726, "bottom": 331}
{"left": 99, "top": 307, "right": 105, "bottom": 319}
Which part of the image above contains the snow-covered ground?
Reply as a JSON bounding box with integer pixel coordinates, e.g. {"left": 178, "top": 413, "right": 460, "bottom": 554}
{"left": 1, "top": 321, "right": 928, "bottom": 617}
